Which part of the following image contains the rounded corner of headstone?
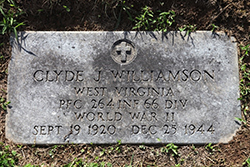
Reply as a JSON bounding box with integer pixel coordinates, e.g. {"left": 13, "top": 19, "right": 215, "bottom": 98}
{"left": 5, "top": 132, "right": 19, "bottom": 144}
{"left": 230, "top": 36, "right": 237, "bottom": 43}
{"left": 219, "top": 128, "right": 240, "bottom": 143}
{"left": 5, "top": 123, "right": 26, "bottom": 145}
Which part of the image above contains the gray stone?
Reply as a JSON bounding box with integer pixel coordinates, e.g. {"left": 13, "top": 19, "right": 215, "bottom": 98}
{"left": 6, "top": 31, "right": 241, "bottom": 144}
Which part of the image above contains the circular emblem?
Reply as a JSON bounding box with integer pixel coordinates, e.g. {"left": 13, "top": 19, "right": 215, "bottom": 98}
{"left": 111, "top": 39, "right": 137, "bottom": 65}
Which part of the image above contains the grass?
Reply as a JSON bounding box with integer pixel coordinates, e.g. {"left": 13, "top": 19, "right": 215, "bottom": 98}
{"left": 0, "top": 0, "right": 25, "bottom": 39}
{"left": 63, "top": 5, "right": 70, "bottom": 12}
{"left": 178, "top": 24, "right": 197, "bottom": 35}
{"left": 0, "top": 97, "right": 10, "bottom": 111}
{"left": 0, "top": 143, "right": 18, "bottom": 167}
{"left": 114, "top": 0, "right": 134, "bottom": 30}
{"left": 155, "top": 10, "right": 176, "bottom": 31}
{"left": 211, "top": 23, "right": 218, "bottom": 32}
{"left": 132, "top": 5, "right": 175, "bottom": 31}
{"left": 132, "top": 6, "right": 154, "bottom": 31}
{"left": 238, "top": 44, "right": 250, "bottom": 124}
{"left": 242, "top": 156, "right": 250, "bottom": 167}
{"left": 161, "top": 143, "right": 179, "bottom": 157}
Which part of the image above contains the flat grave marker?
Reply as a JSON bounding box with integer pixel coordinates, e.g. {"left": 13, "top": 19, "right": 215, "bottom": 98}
{"left": 6, "top": 31, "right": 241, "bottom": 144}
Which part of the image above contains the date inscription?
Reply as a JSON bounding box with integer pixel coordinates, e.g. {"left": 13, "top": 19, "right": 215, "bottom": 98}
{"left": 32, "top": 123, "right": 215, "bottom": 137}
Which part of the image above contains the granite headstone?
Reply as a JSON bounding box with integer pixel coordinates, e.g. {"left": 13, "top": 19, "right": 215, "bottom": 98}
{"left": 6, "top": 31, "right": 241, "bottom": 144}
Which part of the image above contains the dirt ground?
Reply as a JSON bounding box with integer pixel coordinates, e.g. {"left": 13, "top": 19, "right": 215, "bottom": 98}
{"left": 0, "top": 0, "right": 250, "bottom": 166}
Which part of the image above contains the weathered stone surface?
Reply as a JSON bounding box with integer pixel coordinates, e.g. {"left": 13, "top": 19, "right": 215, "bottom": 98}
{"left": 6, "top": 31, "right": 241, "bottom": 144}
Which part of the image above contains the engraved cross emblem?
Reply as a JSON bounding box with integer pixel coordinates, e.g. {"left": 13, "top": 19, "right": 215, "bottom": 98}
{"left": 115, "top": 42, "right": 132, "bottom": 63}
{"left": 111, "top": 39, "right": 137, "bottom": 65}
